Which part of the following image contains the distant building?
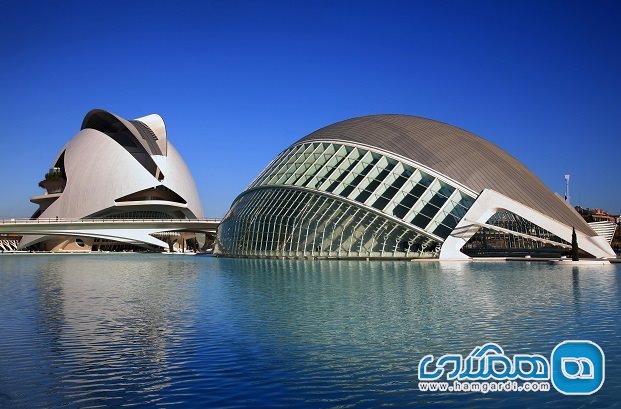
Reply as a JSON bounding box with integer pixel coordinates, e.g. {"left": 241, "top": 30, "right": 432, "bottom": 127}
{"left": 21, "top": 109, "right": 204, "bottom": 252}
{"left": 575, "top": 206, "right": 620, "bottom": 251}
{"left": 215, "top": 115, "right": 615, "bottom": 259}
{"left": 576, "top": 206, "right": 617, "bottom": 224}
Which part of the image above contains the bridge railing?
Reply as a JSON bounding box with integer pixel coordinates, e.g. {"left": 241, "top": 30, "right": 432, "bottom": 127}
{"left": 0, "top": 218, "right": 222, "bottom": 224}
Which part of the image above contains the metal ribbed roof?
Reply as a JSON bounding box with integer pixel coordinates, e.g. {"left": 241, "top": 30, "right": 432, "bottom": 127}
{"left": 297, "top": 114, "right": 594, "bottom": 236}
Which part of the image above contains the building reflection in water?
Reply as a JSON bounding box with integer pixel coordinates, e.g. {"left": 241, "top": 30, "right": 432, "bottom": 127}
{"left": 208, "top": 258, "right": 617, "bottom": 356}
{"left": 0, "top": 254, "right": 617, "bottom": 407}
{"left": 572, "top": 266, "right": 581, "bottom": 315}
{"left": 35, "top": 255, "right": 203, "bottom": 403}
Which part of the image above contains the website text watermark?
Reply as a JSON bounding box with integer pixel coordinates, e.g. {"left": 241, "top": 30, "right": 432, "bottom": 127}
{"left": 417, "top": 341, "right": 604, "bottom": 395}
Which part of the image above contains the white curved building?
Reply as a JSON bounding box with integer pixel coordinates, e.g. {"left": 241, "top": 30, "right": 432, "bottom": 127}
{"left": 22, "top": 109, "right": 204, "bottom": 251}
{"left": 215, "top": 115, "right": 615, "bottom": 260}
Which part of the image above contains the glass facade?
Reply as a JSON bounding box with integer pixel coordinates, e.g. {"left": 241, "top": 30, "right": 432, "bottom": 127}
{"left": 462, "top": 210, "right": 570, "bottom": 257}
{"left": 217, "top": 187, "right": 441, "bottom": 258}
{"left": 216, "top": 141, "right": 477, "bottom": 259}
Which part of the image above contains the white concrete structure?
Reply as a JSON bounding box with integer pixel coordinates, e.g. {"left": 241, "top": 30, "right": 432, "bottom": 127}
{"left": 2, "top": 218, "right": 218, "bottom": 250}
{"left": 215, "top": 115, "right": 615, "bottom": 260}
{"left": 588, "top": 221, "right": 618, "bottom": 245}
{"left": 22, "top": 109, "right": 204, "bottom": 251}
{"left": 439, "top": 189, "right": 614, "bottom": 259}
{"left": 0, "top": 237, "right": 19, "bottom": 252}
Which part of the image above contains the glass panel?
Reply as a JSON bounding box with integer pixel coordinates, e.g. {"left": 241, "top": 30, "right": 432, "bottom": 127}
{"left": 326, "top": 159, "right": 359, "bottom": 192}
{"left": 371, "top": 196, "right": 390, "bottom": 210}
{"left": 411, "top": 213, "right": 431, "bottom": 229}
{"left": 340, "top": 160, "right": 376, "bottom": 197}
{"left": 393, "top": 205, "right": 409, "bottom": 219}
{"left": 432, "top": 223, "right": 452, "bottom": 239}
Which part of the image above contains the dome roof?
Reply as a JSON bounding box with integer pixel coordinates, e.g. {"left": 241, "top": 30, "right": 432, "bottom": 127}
{"left": 297, "top": 114, "right": 593, "bottom": 236}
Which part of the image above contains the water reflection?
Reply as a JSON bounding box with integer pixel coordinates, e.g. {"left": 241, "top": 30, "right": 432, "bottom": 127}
{"left": 2, "top": 255, "right": 205, "bottom": 406}
{"left": 213, "top": 259, "right": 618, "bottom": 346}
{"left": 572, "top": 266, "right": 581, "bottom": 315}
{"left": 0, "top": 255, "right": 619, "bottom": 408}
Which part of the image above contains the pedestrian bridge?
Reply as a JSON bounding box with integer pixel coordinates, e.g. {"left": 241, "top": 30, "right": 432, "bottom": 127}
{"left": 0, "top": 218, "right": 221, "bottom": 249}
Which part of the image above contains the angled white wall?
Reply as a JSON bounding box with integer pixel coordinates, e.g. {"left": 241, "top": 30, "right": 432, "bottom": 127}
{"left": 440, "top": 189, "right": 616, "bottom": 259}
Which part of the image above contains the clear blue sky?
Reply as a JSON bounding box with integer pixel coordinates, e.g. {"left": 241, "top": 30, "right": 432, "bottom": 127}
{"left": 1, "top": 0, "right": 619, "bottom": 218}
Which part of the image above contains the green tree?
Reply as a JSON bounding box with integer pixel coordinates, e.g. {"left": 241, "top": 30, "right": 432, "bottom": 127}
{"left": 571, "top": 227, "right": 579, "bottom": 261}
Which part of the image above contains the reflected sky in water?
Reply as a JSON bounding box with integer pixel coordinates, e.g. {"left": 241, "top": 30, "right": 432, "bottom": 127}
{"left": 0, "top": 255, "right": 619, "bottom": 408}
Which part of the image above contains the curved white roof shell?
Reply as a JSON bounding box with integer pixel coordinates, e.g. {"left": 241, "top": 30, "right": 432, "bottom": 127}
{"left": 297, "top": 114, "right": 593, "bottom": 236}
{"left": 216, "top": 114, "right": 615, "bottom": 259}
{"left": 21, "top": 109, "right": 203, "bottom": 249}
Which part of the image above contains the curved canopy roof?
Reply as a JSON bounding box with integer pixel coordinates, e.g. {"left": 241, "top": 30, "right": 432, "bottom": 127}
{"left": 297, "top": 114, "right": 593, "bottom": 236}
{"left": 81, "top": 109, "right": 167, "bottom": 156}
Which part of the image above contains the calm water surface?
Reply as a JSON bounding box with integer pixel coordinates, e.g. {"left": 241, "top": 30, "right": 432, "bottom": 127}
{"left": 0, "top": 254, "right": 619, "bottom": 408}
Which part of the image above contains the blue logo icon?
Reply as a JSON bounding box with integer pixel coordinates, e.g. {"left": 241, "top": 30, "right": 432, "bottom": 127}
{"left": 551, "top": 340, "right": 605, "bottom": 395}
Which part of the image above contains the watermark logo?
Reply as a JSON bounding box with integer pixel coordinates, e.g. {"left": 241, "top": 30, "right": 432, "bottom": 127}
{"left": 551, "top": 340, "right": 605, "bottom": 395}
{"left": 418, "top": 341, "right": 604, "bottom": 395}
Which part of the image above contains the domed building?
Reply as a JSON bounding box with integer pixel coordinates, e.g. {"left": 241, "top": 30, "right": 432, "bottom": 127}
{"left": 22, "top": 109, "right": 204, "bottom": 251}
{"left": 215, "top": 115, "right": 615, "bottom": 259}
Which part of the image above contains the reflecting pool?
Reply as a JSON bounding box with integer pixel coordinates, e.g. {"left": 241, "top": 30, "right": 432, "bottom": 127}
{"left": 0, "top": 255, "right": 619, "bottom": 407}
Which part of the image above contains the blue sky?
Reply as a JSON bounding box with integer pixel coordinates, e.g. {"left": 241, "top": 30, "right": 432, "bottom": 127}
{"left": 0, "top": 0, "right": 619, "bottom": 218}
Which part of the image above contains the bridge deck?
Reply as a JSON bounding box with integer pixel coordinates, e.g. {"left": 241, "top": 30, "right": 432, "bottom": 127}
{"left": 0, "top": 218, "right": 221, "bottom": 233}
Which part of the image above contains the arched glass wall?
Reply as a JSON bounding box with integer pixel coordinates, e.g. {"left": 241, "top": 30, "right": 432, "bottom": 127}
{"left": 216, "top": 141, "right": 478, "bottom": 259}
{"left": 249, "top": 142, "right": 476, "bottom": 240}
{"left": 217, "top": 187, "right": 441, "bottom": 258}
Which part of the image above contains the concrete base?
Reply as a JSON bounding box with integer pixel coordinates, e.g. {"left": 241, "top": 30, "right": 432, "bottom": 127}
{"left": 549, "top": 259, "right": 611, "bottom": 265}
